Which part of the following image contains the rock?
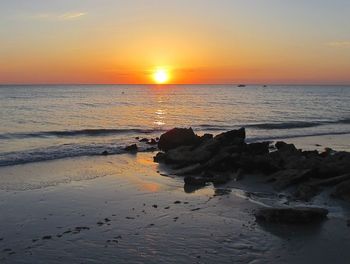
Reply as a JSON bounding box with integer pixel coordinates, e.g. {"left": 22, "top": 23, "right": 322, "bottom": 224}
{"left": 145, "top": 147, "right": 157, "bottom": 152}
{"left": 147, "top": 138, "right": 157, "bottom": 145}
{"left": 270, "top": 169, "right": 313, "bottom": 190}
{"left": 237, "top": 153, "right": 279, "bottom": 173}
{"left": 331, "top": 180, "right": 350, "bottom": 202}
{"left": 199, "top": 133, "right": 213, "bottom": 143}
{"left": 234, "top": 168, "right": 244, "bottom": 181}
{"left": 294, "top": 184, "right": 320, "bottom": 201}
{"left": 321, "top": 152, "right": 350, "bottom": 177}
{"left": 174, "top": 163, "right": 203, "bottom": 175}
{"left": 202, "top": 149, "right": 231, "bottom": 171}
{"left": 184, "top": 175, "right": 207, "bottom": 186}
{"left": 275, "top": 141, "right": 298, "bottom": 153}
{"left": 124, "top": 144, "right": 138, "bottom": 152}
{"left": 158, "top": 128, "right": 199, "bottom": 151}
{"left": 320, "top": 147, "right": 335, "bottom": 157}
{"left": 101, "top": 150, "right": 109, "bottom": 156}
{"left": 193, "top": 138, "right": 222, "bottom": 154}
{"left": 204, "top": 171, "right": 231, "bottom": 184}
{"left": 254, "top": 207, "right": 328, "bottom": 224}
{"left": 155, "top": 142, "right": 213, "bottom": 166}
{"left": 162, "top": 146, "right": 199, "bottom": 165}
{"left": 301, "top": 150, "right": 319, "bottom": 158}
{"left": 310, "top": 173, "right": 350, "bottom": 187}
{"left": 246, "top": 142, "right": 270, "bottom": 155}
{"left": 139, "top": 138, "right": 149, "bottom": 142}
{"left": 214, "top": 127, "right": 246, "bottom": 145}
{"left": 153, "top": 152, "right": 166, "bottom": 163}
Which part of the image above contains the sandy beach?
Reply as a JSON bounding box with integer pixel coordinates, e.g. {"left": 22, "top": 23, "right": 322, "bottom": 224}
{"left": 1, "top": 133, "right": 350, "bottom": 264}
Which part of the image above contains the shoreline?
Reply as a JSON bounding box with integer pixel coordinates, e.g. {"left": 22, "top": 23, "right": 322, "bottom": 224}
{"left": 1, "top": 132, "right": 350, "bottom": 263}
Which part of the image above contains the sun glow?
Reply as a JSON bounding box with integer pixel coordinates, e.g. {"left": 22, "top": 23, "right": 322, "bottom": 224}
{"left": 153, "top": 69, "right": 169, "bottom": 84}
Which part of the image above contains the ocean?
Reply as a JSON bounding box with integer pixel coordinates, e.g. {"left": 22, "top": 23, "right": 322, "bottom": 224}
{"left": 0, "top": 84, "right": 349, "bottom": 167}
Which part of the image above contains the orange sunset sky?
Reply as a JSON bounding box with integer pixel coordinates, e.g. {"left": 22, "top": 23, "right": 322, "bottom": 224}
{"left": 1, "top": 0, "right": 350, "bottom": 84}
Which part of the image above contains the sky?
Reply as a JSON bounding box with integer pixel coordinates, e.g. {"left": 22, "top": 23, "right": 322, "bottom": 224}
{"left": 0, "top": 0, "right": 350, "bottom": 84}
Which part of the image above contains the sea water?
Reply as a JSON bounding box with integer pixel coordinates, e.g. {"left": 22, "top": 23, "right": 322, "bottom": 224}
{"left": 0, "top": 84, "right": 349, "bottom": 166}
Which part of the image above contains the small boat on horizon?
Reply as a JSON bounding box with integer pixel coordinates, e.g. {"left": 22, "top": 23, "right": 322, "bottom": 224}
{"left": 237, "top": 84, "right": 246, "bottom": 87}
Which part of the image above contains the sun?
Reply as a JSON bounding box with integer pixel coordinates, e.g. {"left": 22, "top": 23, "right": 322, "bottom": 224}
{"left": 153, "top": 69, "right": 169, "bottom": 84}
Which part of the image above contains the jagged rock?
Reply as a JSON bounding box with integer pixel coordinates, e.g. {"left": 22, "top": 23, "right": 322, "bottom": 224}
{"left": 269, "top": 169, "right": 312, "bottom": 190}
{"left": 214, "top": 127, "right": 246, "bottom": 145}
{"left": 194, "top": 138, "right": 222, "bottom": 154}
{"left": 174, "top": 163, "right": 203, "bottom": 175}
{"left": 246, "top": 142, "right": 270, "bottom": 155}
{"left": 161, "top": 145, "right": 211, "bottom": 166}
{"left": 139, "top": 138, "right": 149, "bottom": 142}
{"left": 154, "top": 127, "right": 350, "bottom": 201}
{"left": 332, "top": 180, "right": 350, "bottom": 202}
{"left": 202, "top": 149, "right": 231, "bottom": 171}
{"left": 204, "top": 171, "right": 231, "bottom": 184}
{"left": 302, "top": 150, "right": 320, "bottom": 158}
{"left": 158, "top": 128, "right": 199, "bottom": 151}
{"left": 310, "top": 173, "right": 350, "bottom": 187}
{"left": 184, "top": 175, "right": 207, "bottom": 186}
{"left": 319, "top": 147, "right": 335, "bottom": 158}
{"left": 275, "top": 141, "right": 298, "bottom": 153}
{"left": 295, "top": 184, "right": 320, "bottom": 201}
{"left": 237, "top": 153, "right": 279, "bottom": 173}
{"left": 124, "top": 144, "right": 138, "bottom": 152}
{"left": 255, "top": 207, "right": 328, "bottom": 224}
{"left": 199, "top": 133, "right": 213, "bottom": 143}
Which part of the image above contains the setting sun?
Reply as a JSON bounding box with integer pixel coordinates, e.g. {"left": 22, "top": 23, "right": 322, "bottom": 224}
{"left": 153, "top": 69, "right": 169, "bottom": 84}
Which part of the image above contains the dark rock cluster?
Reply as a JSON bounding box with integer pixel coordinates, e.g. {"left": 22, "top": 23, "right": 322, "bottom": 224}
{"left": 254, "top": 207, "right": 328, "bottom": 224}
{"left": 154, "top": 127, "right": 350, "bottom": 203}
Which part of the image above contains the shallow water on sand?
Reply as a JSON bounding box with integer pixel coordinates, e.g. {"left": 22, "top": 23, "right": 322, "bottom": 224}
{"left": 1, "top": 153, "right": 350, "bottom": 264}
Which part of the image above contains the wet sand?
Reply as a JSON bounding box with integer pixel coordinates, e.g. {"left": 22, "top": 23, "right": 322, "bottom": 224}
{"left": 1, "top": 135, "right": 350, "bottom": 263}
{"left": 282, "top": 133, "right": 350, "bottom": 152}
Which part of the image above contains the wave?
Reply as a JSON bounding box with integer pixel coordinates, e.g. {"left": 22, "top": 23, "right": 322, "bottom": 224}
{"left": 246, "top": 121, "right": 321, "bottom": 130}
{"left": 339, "top": 118, "right": 350, "bottom": 124}
{"left": 0, "top": 141, "right": 159, "bottom": 167}
{"left": 0, "top": 128, "right": 166, "bottom": 140}
{"left": 246, "top": 130, "right": 350, "bottom": 143}
{"left": 248, "top": 118, "right": 350, "bottom": 130}
{"left": 198, "top": 118, "right": 350, "bottom": 131}
{"left": 197, "top": 124, "right": 234, "bottom": 131}
{"left": 2, "top": 118, "right": 349, "bottom": 140}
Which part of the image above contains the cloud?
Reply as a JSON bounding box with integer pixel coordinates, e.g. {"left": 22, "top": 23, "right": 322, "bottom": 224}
{"left": 59, "top": 12, "right": 87, "bottom": 20}
{"left": 30, "top": 12, "right": 87, "bottom": 21}
{"left": 327, "top": 41, "right": 350, "bottom": 48}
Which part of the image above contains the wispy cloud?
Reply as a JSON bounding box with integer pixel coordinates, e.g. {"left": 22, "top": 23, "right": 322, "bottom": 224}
{"left": 59, "top": 12, "right": 87, "bottom": 20}
{"left": 327, "top": 41, "right": 350, "bottom": 48}
{"left": 29, "top": 12, "right": 87, "bottom": 21}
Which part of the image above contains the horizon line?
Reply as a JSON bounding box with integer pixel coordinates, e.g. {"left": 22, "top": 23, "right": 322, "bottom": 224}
{"left": 1, "top": 82, "right": 350, "bottom": 86}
